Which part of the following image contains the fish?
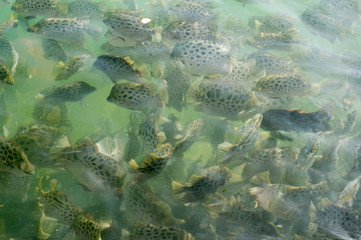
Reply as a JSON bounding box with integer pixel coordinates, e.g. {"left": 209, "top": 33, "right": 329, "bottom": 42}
{"left": 103, "top": 13, "right": 162, "bottom": 43}
{"left": 106, "top": 82, "right": 168, "bottom": 114}
{"left": 171, "top": 39, "right": 233, "bottom": 75}
{"left": 218, "top": 113, "right": 263, "bottom": 165}
{"left": 255, "top": 72, "right": 311, "bottom": 98}
{"left": 52, "top": 137, "right": 127, "bottom": 197}
{"left": 172, "top": 117, "right": 204, "bottom": 158}
{"left": 246, "top": 32, "right": 299, "bottom": 50}
{"left": 167, "top": 2, "right": 218, "bottom": 24}
{"left": 37, "top": 178, "right": 83, "bottom": 225}
{"left": 261, "top": 108, "right": 332, "bottom": 133}
{"left": 93, "top": 55, "right": 150, "bottom": 83}
{"left": 28, "top": 17, "right": 102, "bottom": 43}
{"left": 0, "top": 60, "right": 14, "bottom": 85}
{"left": 0, "top": 39, "right": 19, "bottom": 76}
{"left": 41, "top": 81, "right": 96, "bottom": 104}
{"left": 123, "top": 111, "right": 143, "bottom": 162}
{"left": 313, "top": 198, "right": 361, "bottom": 239}
{"left": 11, "top": 0, "right": 65, "bottom": 19}
{"left": 162, "top": 21, "right": 216, "bottom": 42}
{"left": 138, "top": 113, "right": 166, "bottom": 152}
{"left": 248, "top": 16, "right": 296, "bottom": 33}
{"left": 128, "top": 222, "right": 195, "bottom": 240}
{"left": 245, "top": 51, "right": 292, "bottom": 75}
{"left": 103, "top": 30, "right": 137, "bottom": 48}
{"left": 128, "top": 143, "right": 173, "bottom": 182}
{"left": 67, "top": 0, "right": 104, "bottom": 20}
{"left": 186, "top": 79, "right": 257, "bottom": 119}
{"left": 53, "top": 55, "right": 90, "bottom": 81}
{"left": 70, "top": 213, "right": 110, "bottom": 240}
{"left": 0, "top": 90, "right": 8, "bottom": 137}
{"left": 165, "top": 66, "right": 195, "bottom": 112}
{"left": 160, "top": 114, "right": 183, "bottom": 145}
{"left": 172, "top": 166, "right": 231, "bottom": 204}
{"left": 110, "top": 42, "right": 170, "bottom": 64}
{"left": 13, "top": 124, "right": 69, "bottom": 167}
{"left": 214, "top": 59, "right": 259, "bottom": 84}
{"left": 0, "top": 137, "right": 34, "bottom": 175}
{"left": 0, "top": 13, "right": 18, "bottom": 36}
{"left": 122, "top": 181, "right": 184, "bottom": 225}
{"left": 295, "top": 132, "right": 323, "bottom": 170}
{"left": 41, "top": 38, "right": 68, "bottom": 63}
{"left": 209, "top": 196, "right": 279, "bottom": 237}
{"left": 300, "top": 5, "right": 344, "bottom": 43}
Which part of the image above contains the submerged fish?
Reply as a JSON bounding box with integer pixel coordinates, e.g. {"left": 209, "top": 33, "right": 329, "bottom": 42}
{"left": 261, "top": 108, "right": 332, "bottom": 133}
{"left": 0, "top": 39, "right": 19, "bottom": 76}
{"left": 106, "top": 82, "right": 167, "bottom": 113}
{"left": 11, "top": 0, "right": 64, "bottom": 18}
{"left": 246, "top": 32, "right": 299, "bottom": 50}
{"left": 52, "top": 138, "right": 126, "bottom": 197}
{"left": 28, "top": 17, "right": 102, "bottom": 43}
{"left": 70, "top": 213, "right": 110, "bottom": 240}
{"left": 171, "top": 39, "right": 233, "bottom": 75}
{"left": 41, "top": 81, "right": 96, "bottom": 104}
{"left": 138, "top": 113, "right": 166, "bottom": 152}
{"left": 248, "top": 16, "right": 296, "bottom": 33}
{"left": 129, "top": 222, "right": 195, "bottom": 240}
{"left": 41, "top": 38, "right": 68, "bottom": 63}
{"left": 53, "top": 55, "right": 90, "bottom": 81}
{"left": 172, "top": 166, "right": 231, "bottom": 204}
{"left": 0, "top": 138, "right": 34, "bottom": 175}
{"left": 186, "top": 79, "right": 257, "bottom": 119}
{"left": 67, "top": 0, "right": 104, "bottom": 19}
{"left": 93, "top": 55, "right": 150, "bottom": 83}
{"left": 162, "top": 21, "right": 216, "bottom": 42}
{"left": 255, "top": 72, "right": 311, "bottom": 98}
{"left": 0, "top": 13, "right": 17, "bottom": 36}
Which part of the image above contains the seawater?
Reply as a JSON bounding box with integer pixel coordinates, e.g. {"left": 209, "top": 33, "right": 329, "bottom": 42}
{"left": 1, "top": 0, "right": 361, "bottom": 239}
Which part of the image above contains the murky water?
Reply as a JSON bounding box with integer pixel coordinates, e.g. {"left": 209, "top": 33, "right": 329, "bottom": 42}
{"left": 2, "top": 0, "right": 361, "bottom": 239}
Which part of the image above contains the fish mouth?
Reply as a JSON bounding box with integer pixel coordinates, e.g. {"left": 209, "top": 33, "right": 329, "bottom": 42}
{"left": 106, "top": 96, "right": 113, "bottom": 102}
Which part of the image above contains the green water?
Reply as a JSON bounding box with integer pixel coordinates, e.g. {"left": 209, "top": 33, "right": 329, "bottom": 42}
{"left": 1, "top": 0, "right": 361, "bottom": 239}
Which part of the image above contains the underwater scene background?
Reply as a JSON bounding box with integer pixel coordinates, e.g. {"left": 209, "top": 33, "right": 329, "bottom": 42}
{"left": 1, "top": 0, "right": 361, "bottom": 239}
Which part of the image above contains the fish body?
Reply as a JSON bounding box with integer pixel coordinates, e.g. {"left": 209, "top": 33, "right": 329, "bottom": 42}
{"left": 70, "top": 213, "right": 110, "bottom": 240}
{"left": 245, "top": 51, "right": 291, "bottom": 75}
{"left": 0, "top": 39, "right": 19, "bottom": 75}
{"left": 53, "top": 55, "right": 89, "bottom": 81}
{"left": 173, "top": 118, "right": 203, "bottom": 157}
{"left": 129, "top": 222, "right": 194, "bottom": 240}
{"left": 248, "top": 16, "right": 296, "bottom": 33}
{"left": 41, "top": 38, "right": 68, "bottom": 62}
{"left": 42, "top": 81, "right": 96, "bottom": 104}
{"left": 103, "top": 13, "right": 158, "bottom": 42}
{"left": 11, "top": 0, "right": 61, "bottom": 18}
{"left": 172, "top": 166, "right": 231, "bottom": 203}
{"left": 162, "top": 21, "right": 216, "bottom": 42}
{"left": 129, "top": 143, "right": 173, "bottom": 181}
{"left": 53, "top": 139, "right": 126, "bottom": 197}
{"left": 28, "top": 17, "right": 101, "bottom": 43}
{"left": 187, "top": 79, "right": 257, "bottom": 119}
{"left": 138, "top": 114, "right": 165, "bottom": 152}
{"left": 67, "top": 0, "right": 104, "bottom": 19}
{"left": 246, "top": 32, "right": 298, "bottom": 50}
{"left": 261, "top": 108, "right": 331, "bottom": 133}
{"left": 37, "top": 179, "right": 83, "bottom": 225}
{"left": 106, "top": 82, "right": 166, "bottom": 113}
{"left": 122, "top": 182, "right": 183, "bottom": 225}
{"left": 0, "top": 13, "right": 17, "bottom": 36}
{"left": 300, "top": 5, "right": 343, "bottom": 43}
{"left": 165, "top": 66, "right": 194, "bottom": 112}
{"left": 93, "top": 55, "right": 144, "bottom": 83}
{"left": 255, "top": 72, "right": 310, "bottom": 98}
{"left": 168, "top": 2, "right": 217, "bottom": 23}
{"left": 0, "top": 138, "right": 34, "bottom": 175}
{"left": 171, "top": 39, "right": 232, "bottom": 75}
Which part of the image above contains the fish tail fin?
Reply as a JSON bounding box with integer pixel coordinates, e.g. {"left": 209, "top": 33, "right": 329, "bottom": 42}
{"left": 172, "top": 181, "right": 186, "bottom": 194}
{"left": 52, "top": 61, "right": 65, "bottom": 80}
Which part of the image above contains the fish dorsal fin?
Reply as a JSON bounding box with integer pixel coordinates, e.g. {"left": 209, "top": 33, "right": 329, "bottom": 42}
{"left": 142, "top": 82, "right": 158, "bottom": 94}
{"left": 250, "top": 171, "right": 270, "bottom": 185}
{"left": 123, "top": 56, "right": 135, "bottom": 66}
